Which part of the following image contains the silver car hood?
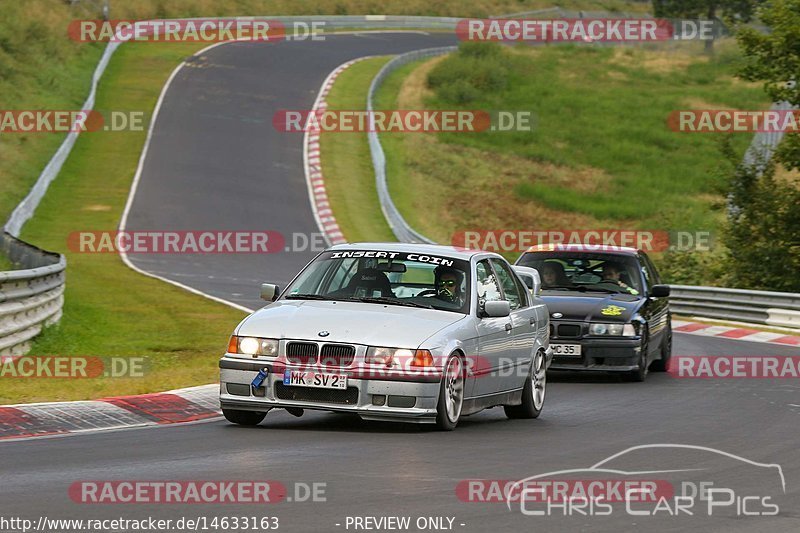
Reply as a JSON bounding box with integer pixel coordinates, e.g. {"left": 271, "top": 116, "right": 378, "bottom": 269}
{"left": 237, "top": 300, "right": 465, "bottom": 347}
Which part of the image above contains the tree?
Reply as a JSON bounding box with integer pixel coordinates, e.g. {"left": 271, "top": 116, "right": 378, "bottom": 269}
{"left": 653, "top": 0, "right": 761, "bottom": 51}
{"left": 720, "top": 139, "right": 800, "bottom": 292}
{"left": 737, "top": 0, "right": 800, "bottom": 171}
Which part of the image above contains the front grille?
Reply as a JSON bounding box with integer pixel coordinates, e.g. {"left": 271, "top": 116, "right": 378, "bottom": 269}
{"left": 286, "top": 342, "right": 318, "bottom": 364}
{"left": 275, "top": 383, "right": 358, "bottom": 405}
{"left": 557, "top": 324, "right": 582, "bottom": 338}
{"left": 319, "top": 344, "right": 356, "bottom": 367}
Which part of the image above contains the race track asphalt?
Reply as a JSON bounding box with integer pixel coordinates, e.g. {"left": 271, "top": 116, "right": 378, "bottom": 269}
{"left": 2, "top": 33, "right": 798, "bottom": 533}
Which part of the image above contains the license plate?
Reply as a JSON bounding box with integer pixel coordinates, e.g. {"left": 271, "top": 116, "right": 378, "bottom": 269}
{"left": 552, "top": 344, "right": 582, "bottom": 356}
{"left": 283, "top": 370, "right": 347, "bottom": 390}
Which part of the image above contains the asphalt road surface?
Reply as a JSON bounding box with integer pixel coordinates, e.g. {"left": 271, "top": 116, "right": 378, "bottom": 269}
{"left": 2, "top": 33, "right": 798, "bottom": 533}
{"left": 123, "top": 33, "right": 458, "bottom": 310}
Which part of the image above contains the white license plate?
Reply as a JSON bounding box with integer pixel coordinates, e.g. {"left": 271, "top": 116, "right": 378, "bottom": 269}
{"left": 283, "top": 370, "right": 347, "bottom": 390}
{"left": 552, "top": 344, "right": 582, "bottom": 356}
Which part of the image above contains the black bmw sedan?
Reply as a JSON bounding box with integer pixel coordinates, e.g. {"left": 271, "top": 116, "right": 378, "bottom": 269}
{"left": 515, "top": 244, "right": 671, "bottom": 381}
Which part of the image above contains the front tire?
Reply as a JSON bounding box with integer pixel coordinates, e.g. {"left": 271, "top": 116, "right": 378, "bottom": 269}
{"left": 504, "top": 349, "right": 546, "bottom": 419}
{"left": 626, "top": 331, "right": 649, "bottom": 382}
{"left": 223, "top": 408, "right": 267, "bottom": 426}
{"left": 650, "top": 324, "right": 672, "bottom": 372}
{"left": 435, "top": 354, "right": 465, "bottom": 431}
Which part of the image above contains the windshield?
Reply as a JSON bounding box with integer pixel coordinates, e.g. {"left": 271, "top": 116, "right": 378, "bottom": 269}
{"left": 283, "top": 250, "right": 471, "bottom": 314}
{"left": 517, "top": 252, "right": 643, "bottom": 295}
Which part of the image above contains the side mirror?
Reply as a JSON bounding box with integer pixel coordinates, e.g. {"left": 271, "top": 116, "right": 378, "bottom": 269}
{"left": 512, "top": 266, "right": 541, "bottom": 297}
{"left": 650, "top": 284, "right": 670, "bottom": 298}
{"left": 483, "top": 300, "right": 511, "bottom": 318}
{"left": 260, "top": 283, "right": 280, "bottom": 302}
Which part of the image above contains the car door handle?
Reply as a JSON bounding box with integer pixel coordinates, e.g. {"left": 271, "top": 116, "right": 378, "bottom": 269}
{"left": 505, "top": 323, "right": 512, "bottom": 332}
{"left": 530, "top": 317, "right": 536, "bottom": 325}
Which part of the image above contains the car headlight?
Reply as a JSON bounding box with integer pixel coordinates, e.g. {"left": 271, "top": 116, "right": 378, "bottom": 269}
{"left": 365, "top": 347, "right": 433, "bottom": 367}
{"left": 228, "top": 335, "right": 279, "bottom": 357}
{"left": 589, "top": 323, "right": 637, "bottom": 337}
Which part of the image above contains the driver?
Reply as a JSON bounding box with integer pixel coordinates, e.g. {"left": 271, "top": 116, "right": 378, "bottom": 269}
{"left": 434, "top": 265, "right": 464, "bottom": 305}
{"left": 601, "top": 262, "right": 638, "bottom": 295}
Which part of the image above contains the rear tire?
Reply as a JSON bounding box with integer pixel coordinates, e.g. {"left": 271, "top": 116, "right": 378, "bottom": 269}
{"left": 435, "top": 354, "right": 465, "bottom": 431}
{"left": 223, "top": 408, "right": 267, "bottom": 426}
{"left": 505, "top": 350, "right": 546, "bottom": 419}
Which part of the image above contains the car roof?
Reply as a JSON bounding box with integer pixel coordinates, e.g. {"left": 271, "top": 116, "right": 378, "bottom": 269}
{"left": 521, "top": 243, "right": 641, "bottom": 256}
{"left": 327, "top": 242, "right": 495, "bottom": 261}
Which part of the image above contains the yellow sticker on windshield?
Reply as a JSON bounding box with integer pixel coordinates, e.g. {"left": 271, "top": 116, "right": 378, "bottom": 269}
{"left": 601, "top": 304, "right": 626, "bottom": 316}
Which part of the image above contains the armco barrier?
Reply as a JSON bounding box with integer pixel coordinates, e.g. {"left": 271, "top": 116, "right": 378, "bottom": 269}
{"left": 669, "top": 285, "right": 800, "bottom": 330}
{"left": 0, "top": 233, "right": 65, "bottom": 357}
{"left": 367, "top": 46, "right": 455, "bottom": 244}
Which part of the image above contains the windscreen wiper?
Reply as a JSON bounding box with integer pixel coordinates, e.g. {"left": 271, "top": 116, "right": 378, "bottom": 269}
{"left": 284, "top": 293, "right": 335, "bottom": 300}
{"left": 355, "top": 296, "right": 433, "bottom": 309}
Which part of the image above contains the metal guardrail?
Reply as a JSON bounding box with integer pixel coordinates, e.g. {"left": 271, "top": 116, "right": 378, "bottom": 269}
{"left": 367, "top": 46, "right": 455, "bottom": 244}
{"left": 670, "top": 285, "right": 800, "bottom": 329}
{"left": 0, "top": 233, "right": 66, "bottom": 357}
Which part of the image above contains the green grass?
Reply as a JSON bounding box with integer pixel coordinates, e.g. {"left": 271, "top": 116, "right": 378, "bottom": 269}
{"left": 2, "top": 41, "right": 247, "bottom": 404}
{"left": 320, "top": 57, "right": 397, "bottom": 243}
{"left": 365, "top": 41, "right": 771, "bottom": 259}
{"left": 420, "top": 41, "right": 767, "bottom": 229}
{"left": 0, "top": 254, "right": 16, "bottom": 271}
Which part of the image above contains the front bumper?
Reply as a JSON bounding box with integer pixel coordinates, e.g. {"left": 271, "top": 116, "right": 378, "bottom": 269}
{"left": 219, "top": 357, "right": 441, "bottom": 423}
{"left": 549, "top": 337, "right": 641, "bottom": 372}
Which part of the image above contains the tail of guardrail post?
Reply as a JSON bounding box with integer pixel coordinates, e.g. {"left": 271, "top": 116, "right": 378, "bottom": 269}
{"left": 0, "top": 233, "right": 66, "bottom": 357}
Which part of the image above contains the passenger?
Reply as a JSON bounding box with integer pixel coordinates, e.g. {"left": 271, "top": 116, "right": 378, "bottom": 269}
{"left": 541, "top": 262, "right": 570, "bottom": 288}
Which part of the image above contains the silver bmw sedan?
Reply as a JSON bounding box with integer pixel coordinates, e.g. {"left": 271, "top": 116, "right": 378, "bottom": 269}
{"left": 219, "top": 243, "right": 551, "bottom": 430}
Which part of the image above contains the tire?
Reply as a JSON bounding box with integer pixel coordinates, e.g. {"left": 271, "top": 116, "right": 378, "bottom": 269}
{"left": 222, "top": 408, "right": 267, "bottom": 426}
{"left": 504, "top": 349, "right": 546, "bottom": 419}
{"left": 650, "top": 324, "right": 672, "bottom": 372}
{"left": 435, "top": 354, "right": 465, "bottom": 431}
{"left": 626, "top": 330, "right": 649, "bottom": 382}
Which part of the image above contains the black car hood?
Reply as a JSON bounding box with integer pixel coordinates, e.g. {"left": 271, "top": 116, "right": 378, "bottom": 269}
{"left": 541, "top": 292, "right": 642, "bottom": 322}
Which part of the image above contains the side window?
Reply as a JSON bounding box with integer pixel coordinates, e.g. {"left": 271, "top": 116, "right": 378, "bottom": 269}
{"left": 642, "top": 253, "right": 662, "bottom": 285}
{"left": 491, "top": 259, "right": 524, "bottom": 310}
{"left": 475, "top": 260, "right": 502, "bottom": 304}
